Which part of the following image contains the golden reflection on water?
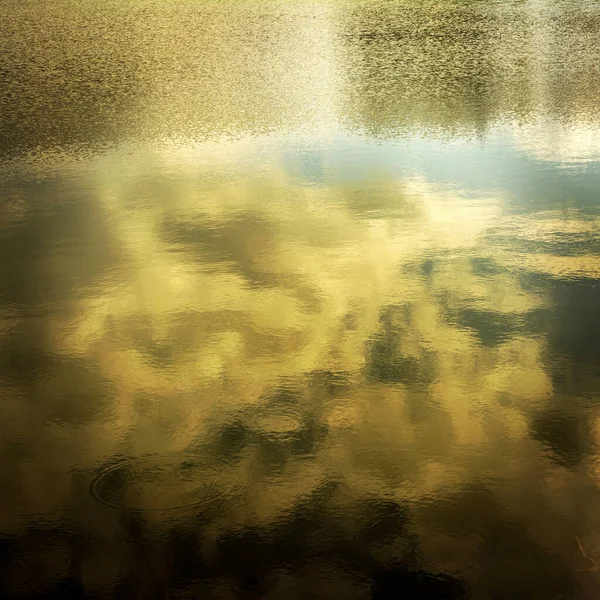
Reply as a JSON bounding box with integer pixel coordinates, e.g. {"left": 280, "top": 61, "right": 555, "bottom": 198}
{"left": 2, "top": 0, "right": 600, "bottom": 598}
{"left": 3, "top": 136, "right": 600, "bottom": 594}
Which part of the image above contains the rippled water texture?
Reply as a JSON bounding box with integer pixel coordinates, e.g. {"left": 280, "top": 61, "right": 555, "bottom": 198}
{"left": 2, "top": 0, "right": 600, "bottom": 598}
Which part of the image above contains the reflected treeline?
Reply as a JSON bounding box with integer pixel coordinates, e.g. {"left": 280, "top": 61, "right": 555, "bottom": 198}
{"left": 3, "top": 0, "right": 600, "bottom": 157}
{"left": 3, "top": 0, "right": 600, "bottom": 596}
{"left": 2, "top": 137, "right": 600, "bottom": 596}
{"left": 341, "top": 1, "right": 600, "bottom": 137}
{"left": 0, "top": 0, "right": 339, "bottom": 157}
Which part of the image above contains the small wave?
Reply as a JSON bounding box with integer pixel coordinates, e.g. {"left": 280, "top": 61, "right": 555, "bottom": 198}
{"left": 90, "top": 453, "right": 236, "bottom": 511}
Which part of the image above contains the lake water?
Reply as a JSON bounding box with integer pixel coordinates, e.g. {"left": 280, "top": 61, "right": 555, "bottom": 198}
{"left": 2, "top": 1, "right": 600, "bottom": 598}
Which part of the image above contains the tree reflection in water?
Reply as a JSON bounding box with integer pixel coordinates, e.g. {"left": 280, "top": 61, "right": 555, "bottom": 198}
{"left": 2, "top": 0, "right": 600, "bottom": 598}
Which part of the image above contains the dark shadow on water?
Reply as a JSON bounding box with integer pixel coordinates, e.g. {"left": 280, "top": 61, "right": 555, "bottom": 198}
{"left": 530, "top": 407, "right": 591, "bottom": 468}
{"left": 367, "top": 304, "right": 437, "bottom": 387}
{"left": 371, "top": 567, "right": 466, "bottom": 600}
{"left": 3, "top": 475, "right": 585, "bottom": 599}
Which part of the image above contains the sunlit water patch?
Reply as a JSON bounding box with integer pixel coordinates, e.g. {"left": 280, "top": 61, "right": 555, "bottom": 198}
{"left": 2, "top": 0, "right": 600, "bottom": 598}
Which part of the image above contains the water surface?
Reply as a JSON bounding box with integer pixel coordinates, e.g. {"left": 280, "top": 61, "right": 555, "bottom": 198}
{"left": 2, "top": 0, "right": 600, "bottom": 598}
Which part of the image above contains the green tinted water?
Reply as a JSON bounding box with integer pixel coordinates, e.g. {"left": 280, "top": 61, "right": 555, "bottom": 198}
{"left": 1, "top": 1, "right": 600, "bottom": 598}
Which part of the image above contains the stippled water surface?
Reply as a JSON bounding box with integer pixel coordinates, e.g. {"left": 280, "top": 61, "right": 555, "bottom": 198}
{"left": 1, "top": 1, "right": 600, "bottom": 598}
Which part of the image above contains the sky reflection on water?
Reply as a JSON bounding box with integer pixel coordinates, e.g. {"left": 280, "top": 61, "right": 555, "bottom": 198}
{"left": 1, "top": 1, "right": 600, "bottom": 598}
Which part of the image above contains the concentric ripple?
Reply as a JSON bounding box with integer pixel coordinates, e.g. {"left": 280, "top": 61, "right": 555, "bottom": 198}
{"left": 90, "top": 454, "right": 236, "bottom": 511}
